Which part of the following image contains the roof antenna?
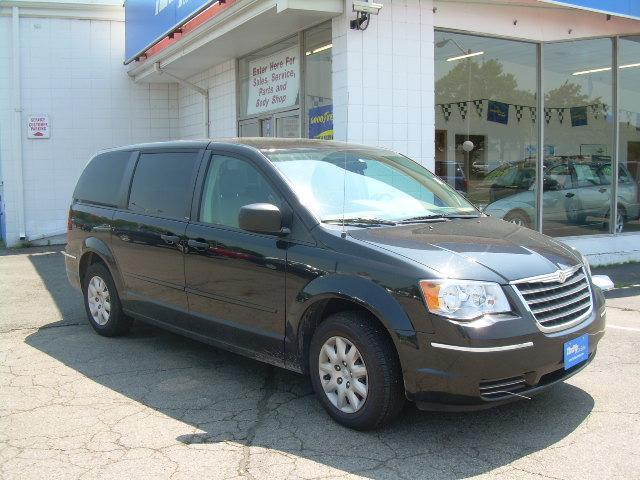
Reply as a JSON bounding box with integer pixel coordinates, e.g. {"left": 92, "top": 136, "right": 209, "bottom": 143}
{"left": 341, "top": 151, "right": 347, "bottom": 238}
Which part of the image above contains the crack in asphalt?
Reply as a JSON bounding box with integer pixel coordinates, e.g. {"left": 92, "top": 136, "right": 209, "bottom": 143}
{"left": 237, "top": 366, "right": 276, "bottom": 479}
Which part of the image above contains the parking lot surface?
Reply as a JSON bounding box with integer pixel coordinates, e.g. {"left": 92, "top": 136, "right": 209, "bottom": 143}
{"left": 1, "top": 246, "right": 639, "bottom": 479}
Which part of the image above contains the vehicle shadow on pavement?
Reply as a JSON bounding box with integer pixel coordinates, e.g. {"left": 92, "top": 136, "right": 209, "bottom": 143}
{"left": 25, "top": 318, "right": 595, "bottom": 480}
{"left": 605, "top": 286, "right": 640, "bottom": 300}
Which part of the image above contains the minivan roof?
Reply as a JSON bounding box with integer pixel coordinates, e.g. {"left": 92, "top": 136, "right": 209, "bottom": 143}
{"left": 99, "top": 140, "right": 211, "bottom": 152}
{"left": 99, "top": 138, "right": 378, "bottom": 155}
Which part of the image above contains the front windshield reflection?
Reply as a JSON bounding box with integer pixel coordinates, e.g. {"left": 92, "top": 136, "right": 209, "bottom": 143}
{"left": 263, "top": 147, "right": 477, "bottom": 223}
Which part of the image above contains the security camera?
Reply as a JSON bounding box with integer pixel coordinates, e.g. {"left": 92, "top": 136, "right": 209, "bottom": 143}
{"left": 352, "top": 0, "right": 383, "bottom": 15}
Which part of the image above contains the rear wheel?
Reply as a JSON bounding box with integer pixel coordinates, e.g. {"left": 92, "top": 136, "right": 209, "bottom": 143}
{"left": 605, "top": 205, "right": 626, "bottom": 233}
{"left": 309, "top": 311, "right": 405, "bottom": 430}
{"left": 82, "top": 263, "right": 132, "bottom": 336}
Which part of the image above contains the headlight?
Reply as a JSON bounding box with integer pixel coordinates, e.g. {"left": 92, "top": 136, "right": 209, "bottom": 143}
{"left": 419, "top": 279, "right": 511, "bottom": 320}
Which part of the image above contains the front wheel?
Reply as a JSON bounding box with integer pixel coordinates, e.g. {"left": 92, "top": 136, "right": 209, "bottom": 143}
{"left": 309, "top": 312, "right": 405, "bottom": 430}
{"left": 503, "top": 209, "right": 532, "bottom": 229}
{"left": 82, "top": 263, "right": 132, "bottom": 336}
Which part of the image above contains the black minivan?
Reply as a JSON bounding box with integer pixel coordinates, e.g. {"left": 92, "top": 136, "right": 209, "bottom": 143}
{"left": 65, "top": 139, "right": 611, "bottom": 430}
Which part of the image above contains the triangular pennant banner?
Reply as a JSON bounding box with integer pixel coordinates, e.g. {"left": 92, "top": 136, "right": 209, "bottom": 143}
{"left": 473, "top": 99, "right": 484, "bottom": 118}
{"left": 457, "top": 101, "right": 468, "bottom": 120}
{"left": 440, "top": 103, "right": 452, "bottom": 122}
{"left": 515, "top": 105, "right": 524, "bottom": 123}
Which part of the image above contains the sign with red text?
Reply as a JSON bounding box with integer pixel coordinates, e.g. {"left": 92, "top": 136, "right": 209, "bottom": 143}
{"left": 247, "top": 46, "right": 299, "bottom": 116}
{"left": 27, "top": 115, "right": 50, "bottom": 139}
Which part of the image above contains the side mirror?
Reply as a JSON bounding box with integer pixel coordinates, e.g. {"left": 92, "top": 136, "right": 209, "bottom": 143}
{"left": 238, "top": 203, "right": 288, "bottom": 235}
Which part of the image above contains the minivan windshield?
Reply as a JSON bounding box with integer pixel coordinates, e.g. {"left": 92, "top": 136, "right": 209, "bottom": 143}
{"left": 262, "top": 146, "right": 478, "bottom": 223}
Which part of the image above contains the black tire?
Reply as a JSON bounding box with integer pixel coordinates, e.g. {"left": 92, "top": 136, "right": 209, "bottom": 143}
{"left": 605, "top": 205, "right": 626, "bottom": 233}
{"left": 309, "top": 311, "right": 405, "bottom": 430}
{"left": 82, "top": 262, "right": 132, "bottom": 336}
{"left": 503, "top": 209, "right": 532, "bottom": 229}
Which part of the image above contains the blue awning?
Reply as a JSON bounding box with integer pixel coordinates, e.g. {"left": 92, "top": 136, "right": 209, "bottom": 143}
{"left": 537, "top": 1, "right": 640, "bottom": 20}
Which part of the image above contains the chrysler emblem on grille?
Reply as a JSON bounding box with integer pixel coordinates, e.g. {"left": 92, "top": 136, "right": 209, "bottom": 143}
{"left": 558, "top": 270, "right": 567, "bottom": 283}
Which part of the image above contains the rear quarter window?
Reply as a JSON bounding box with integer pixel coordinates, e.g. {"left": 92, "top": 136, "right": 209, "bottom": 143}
{"left": 74, "top": 151, "right": 132, "bottom": 206}
{"left": 127, "top": 152, "right": 199, "bottom": 220}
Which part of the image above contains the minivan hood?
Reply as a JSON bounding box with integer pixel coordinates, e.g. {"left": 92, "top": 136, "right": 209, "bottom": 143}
{"left": 348, "top": 216, "right": 581, "bottom": 283}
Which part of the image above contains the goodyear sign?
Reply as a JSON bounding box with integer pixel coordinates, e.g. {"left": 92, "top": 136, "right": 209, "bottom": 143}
{"left": 308, "top": 105, "right": 333, "bottom": 140}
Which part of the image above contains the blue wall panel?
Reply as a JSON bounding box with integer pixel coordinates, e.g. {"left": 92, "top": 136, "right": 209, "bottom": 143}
{"left": 539, "top": 0, "right": 640, "bottom": 19}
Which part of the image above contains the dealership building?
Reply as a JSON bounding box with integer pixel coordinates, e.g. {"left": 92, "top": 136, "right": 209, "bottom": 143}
{"left": 1, "top": 0, "right": 640, "bottom": 264}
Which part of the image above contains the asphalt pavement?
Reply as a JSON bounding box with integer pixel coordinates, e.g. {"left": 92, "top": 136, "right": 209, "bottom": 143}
{"left": 1, "top": 246, "right": 639, "bottom": 479}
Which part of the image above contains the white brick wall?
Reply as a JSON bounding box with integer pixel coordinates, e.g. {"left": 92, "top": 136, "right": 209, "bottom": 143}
{"left": 177, "top": 59, "right": 237, "bottom": 139}
{"left": 332, "top": 0, "right": 435, "bottom": 169}
{"left": 0, "top": 16, "right": 15, "bottom": 245}
{"left": 0, "top": 15, "right": 178, "bottom": 246}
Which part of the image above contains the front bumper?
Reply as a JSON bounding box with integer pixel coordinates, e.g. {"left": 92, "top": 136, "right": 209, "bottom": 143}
{"left": 401, "top": 285, "right": 606, "bottom": 411}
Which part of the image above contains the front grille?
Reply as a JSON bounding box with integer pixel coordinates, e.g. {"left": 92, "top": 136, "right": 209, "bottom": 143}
{"left": 513, "top": 266, "right": 592, "bottom": 331}
{"left": 479, "top": 376, "right": 527, "bottom": 400}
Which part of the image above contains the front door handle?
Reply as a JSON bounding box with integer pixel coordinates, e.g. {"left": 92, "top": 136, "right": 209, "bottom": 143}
{"left": 188, "top": 239, "right": 209, "bottom": 250}
{"left": 565, "top": 192, "right": 575, "bottom": 198}
{"left": 160, "top": 234, "right": 180, "bottom": 244}
{"left": 599, "top": 188, "right": 607, "bottom": 193}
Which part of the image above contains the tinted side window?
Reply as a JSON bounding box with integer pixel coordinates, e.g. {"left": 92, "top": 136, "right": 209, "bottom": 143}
{"left": 200, "top": 155, "right": 281, "bottom": 228}
{"left": 74, "top": 151, "right": 131, "bottom": 206}
{"left": 574, "top": 164, "right": 601, "bottom": 187}
{"left": 128, "top": 152, "right": 199, "bottom": 220}
{"left": 546, "top": 164, "right": 573, "bottom": 189}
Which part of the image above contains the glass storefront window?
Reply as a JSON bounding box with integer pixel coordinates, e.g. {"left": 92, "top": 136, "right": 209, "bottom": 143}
{"left": 237, "top": 22, "right": 332, "bottom": 139}
{"left": 304, "top": 23, "right": 333, "bottom": 139}
{"left": 435, "top": 32, "right": 539, "bottom": 229}
{"left": 618, "top": 36, "right": 640, "bottom": 233}
{"left": 542, "top": 38, "right": 614, "bottom": 236}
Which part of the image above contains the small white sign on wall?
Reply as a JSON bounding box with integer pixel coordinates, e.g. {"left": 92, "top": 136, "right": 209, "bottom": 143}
{"left": 27, "top": 114, "right": 50, "bottom": 139}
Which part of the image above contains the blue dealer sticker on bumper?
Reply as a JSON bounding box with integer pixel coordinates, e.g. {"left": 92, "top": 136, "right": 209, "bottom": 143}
{"left": 564, "top": 334, "right": 589, "bottom": 370}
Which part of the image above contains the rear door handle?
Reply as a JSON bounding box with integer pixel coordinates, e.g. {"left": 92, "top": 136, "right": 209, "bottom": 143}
{"left": 599, "top": 188, "right": 607, "bottom": 193}
{"left": 188, "top": 239, "right": 209, "bottom": 250}
{"left": 160, "top": 234, "right": 180, "bottom": 244}
{"left": 565, "top": 193, "right": 575, "bottom": 198}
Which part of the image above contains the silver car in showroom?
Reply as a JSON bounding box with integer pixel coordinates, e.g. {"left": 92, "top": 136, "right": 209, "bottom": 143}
{"left": 476, "top": 158, "right": 639, "bottom": 232}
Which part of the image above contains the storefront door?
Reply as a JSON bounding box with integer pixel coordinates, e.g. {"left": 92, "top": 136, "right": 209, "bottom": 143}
{"left": 238, "top": 110, "right": 300, "bottom": 138}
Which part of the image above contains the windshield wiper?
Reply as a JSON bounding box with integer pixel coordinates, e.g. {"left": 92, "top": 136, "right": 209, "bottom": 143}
{"left": 398, "top": 214, "right": 449, "bottom": 223}
{"left": 399, "top": 213, "right": 480, "bottom": 223}
{"left": 322, "top": 218, "right": 397, "bottom": 226}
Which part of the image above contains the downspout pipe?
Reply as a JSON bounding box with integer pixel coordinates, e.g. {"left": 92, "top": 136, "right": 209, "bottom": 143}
{"left": 12, "top": 6, "right": 26, "bottom": 241}
{"left": 154, "top": 62, "right": 210, "bottom": 137}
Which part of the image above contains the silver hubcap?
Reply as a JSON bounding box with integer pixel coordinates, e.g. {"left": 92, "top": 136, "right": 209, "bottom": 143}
{"left": 616, "top": 212, "right": 624, "bottom": 233}
{"left": 318, "top": 336, "right": 368, "bottom": 414}
{"left": 87, "top": 276, "right": 111, "bottom": 326}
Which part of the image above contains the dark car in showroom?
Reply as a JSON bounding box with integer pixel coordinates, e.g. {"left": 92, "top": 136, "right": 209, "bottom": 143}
{"left": 64, "top": 139, "right": 613, "bottom": 430}
{"left": 435, "top": 160, "right": 468, "bottom": 193}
